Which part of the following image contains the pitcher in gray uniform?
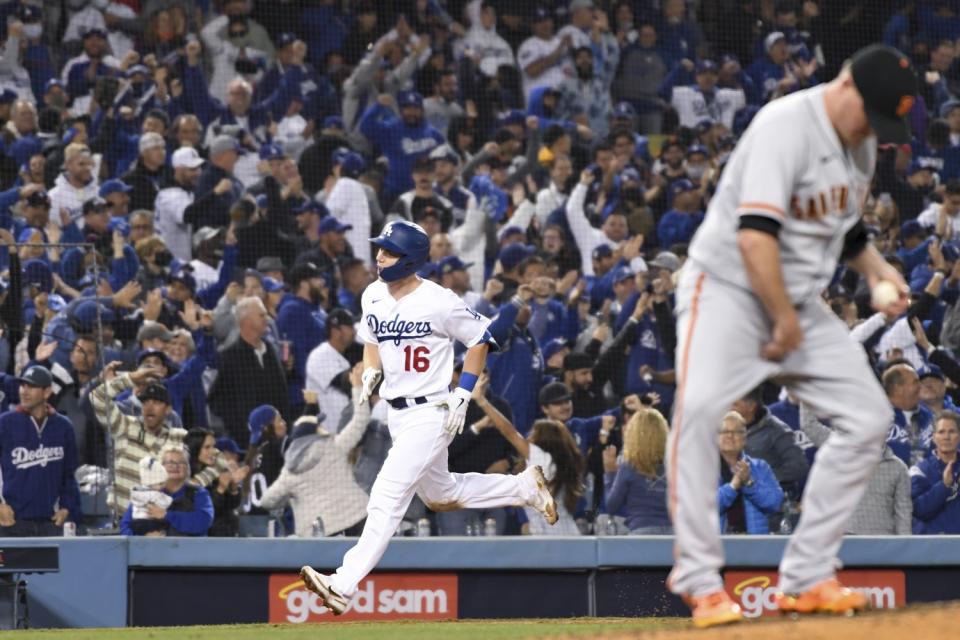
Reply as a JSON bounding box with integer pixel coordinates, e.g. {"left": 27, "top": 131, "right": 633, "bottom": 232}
{"left": 665, "top": 44, "right": 918, "bottom": 628}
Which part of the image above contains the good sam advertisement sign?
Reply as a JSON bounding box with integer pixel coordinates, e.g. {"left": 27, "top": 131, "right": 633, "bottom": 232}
{"left": 269, "top": 573, "right": 458, "bottom": 623}
{"left": 724, "top": 570, "right": 905, "bottom": 618}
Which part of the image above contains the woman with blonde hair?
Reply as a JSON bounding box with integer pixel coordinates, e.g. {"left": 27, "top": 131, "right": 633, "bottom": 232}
{"left": 603, "top": 408, "right": 672, "bottom": 534}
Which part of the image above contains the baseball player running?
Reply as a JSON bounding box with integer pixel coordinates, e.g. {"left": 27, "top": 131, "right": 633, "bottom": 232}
{"left": 300, "top": 220, "right": 557, "bottom": 614}
{"left": 666, "top": 45, "right": 917, "bottom": 628}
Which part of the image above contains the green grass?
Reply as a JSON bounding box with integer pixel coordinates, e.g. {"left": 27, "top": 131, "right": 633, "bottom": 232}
{"left": 10, "top": 618, "right": 688, "bottom": 639}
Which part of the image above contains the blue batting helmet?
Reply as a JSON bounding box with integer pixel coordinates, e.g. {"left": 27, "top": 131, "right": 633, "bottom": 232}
{"left": 370, "top": 221, "right": 430, "bottom": 282}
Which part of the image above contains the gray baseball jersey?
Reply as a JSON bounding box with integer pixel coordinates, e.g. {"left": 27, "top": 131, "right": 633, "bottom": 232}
{"left": 688, "top": 85, "right": 876, "bottom": 304}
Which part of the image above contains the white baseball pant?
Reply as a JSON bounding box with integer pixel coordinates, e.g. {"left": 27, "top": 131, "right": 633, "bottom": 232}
{"left": 330, "top": 402, "right": 534, "bottom": 598}
{"left": 666, "top": 264, "right": 892, "bottom": 598}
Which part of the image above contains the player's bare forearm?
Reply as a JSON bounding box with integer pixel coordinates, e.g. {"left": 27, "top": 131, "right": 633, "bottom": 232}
{"left": 846, "top": 243, "right": 905, "bottom": 286}
{"left": 737, "top": 229, "right": 794, "bottom": 322}
{"left": 477, "top": 394, "right": 530, "bottom": 458}
{"left": 461, "top": 341, "right": 489, "bottom": 376}
{"left": 363, "top": 342, "right": 382, "bottom": 370}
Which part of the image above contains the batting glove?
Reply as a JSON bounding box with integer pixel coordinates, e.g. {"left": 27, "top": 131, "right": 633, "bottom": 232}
{"left": 438, "top": 387, "right": 471, "bottom": 436}
{"left": 358, "top": 367, "right": 382, "bottom": 406}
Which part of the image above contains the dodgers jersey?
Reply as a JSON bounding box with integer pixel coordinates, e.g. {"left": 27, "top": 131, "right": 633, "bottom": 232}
{"left": 358, "top": 278, "right": 490, "bottom": 400}
{"left": 689, "top": 84, "right": 876, "bottom": 305}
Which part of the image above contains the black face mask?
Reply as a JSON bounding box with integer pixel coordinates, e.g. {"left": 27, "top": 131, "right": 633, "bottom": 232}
{"left": 154, "top": 249, "right": 173, "bottom": 267}
{"left": 577, "top": 65, "right": 593, "bottom": 80}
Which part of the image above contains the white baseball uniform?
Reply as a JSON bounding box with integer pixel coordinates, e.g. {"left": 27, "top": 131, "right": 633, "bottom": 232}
{"left": 667, "top": 84, "right": 893, "bottom": 598}
{"left": 329, "top": 278, "right": 538, "bottom": 598}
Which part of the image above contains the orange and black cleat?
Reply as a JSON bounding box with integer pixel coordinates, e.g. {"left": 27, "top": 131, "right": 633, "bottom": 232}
{"left": 775, "top": 579, "right": 869, "bottom": 617}
{"left": 683, "top": 590, "right": 744, "bottom": 629}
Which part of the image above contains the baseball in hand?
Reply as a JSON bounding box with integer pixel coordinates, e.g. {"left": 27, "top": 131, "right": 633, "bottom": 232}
{"left": 871, "top": 280, "right": 901, "bottom": 308}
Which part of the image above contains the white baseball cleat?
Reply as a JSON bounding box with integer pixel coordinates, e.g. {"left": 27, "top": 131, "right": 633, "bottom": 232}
{"left": 524, "top": 465, "right": 558, "bottom": 525}
{"left": 299, "top": 566, "right": 348, "bottom": 615}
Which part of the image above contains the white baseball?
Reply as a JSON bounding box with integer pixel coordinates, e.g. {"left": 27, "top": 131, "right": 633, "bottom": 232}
{"left": 871, "top": 280, "right": 901, "bottom": 308}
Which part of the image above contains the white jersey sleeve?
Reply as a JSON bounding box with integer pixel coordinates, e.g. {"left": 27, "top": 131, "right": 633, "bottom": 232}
{"left": 441, "top": 288, "right": 491, "bottom": 348}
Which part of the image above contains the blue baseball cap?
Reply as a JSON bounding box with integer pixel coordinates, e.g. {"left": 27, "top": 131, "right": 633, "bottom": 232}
{"left": 906, "top": 160, "right": 934, "bottom": 176}
{"left": 99, "top": 179, "right": 133, "bottom": 198}
{"left": 498, "top": 109, "right": 526, "bottom": 127}
{"left": 900, "top": 220, "right": 925, "bottom": 239}
{"left": 621, "top": 166, "right": 642, "bottom": 184}
{"left": 294, "top": 200, "right": 329, "bottom": 216}
{"left": 261, "top": 276, "right": 285, "bottom": 293}
{"left": 23, "top": 260, "right": 52, "bottom": 293}
{"left": 498, "top": 243, "right": 536, "bottom": 271}
{"left": 438, "top": 255, "right": 473, "bottom": 276}
{"left": 533, "top": 6, "right": 553, "bottom": 21}
{"left": 276, "top": 32, "right": 297, "bottom": 48}
{"left": 18, "top": 4, "right": 41, "bottom": 22}
{"left": 318, "top": 216, "right": 352, "bottom": 234}
{"left": 498, "top": 224, "right": 526, "bottom": 242}
{"left": 670, "top": 178, "right": 697, "bottom": 197}
{"left": 248, "top": 405, "right": 278, "bottom": 446}
{"left": 612, "top": 265, "right": 635, "bottom": 283}
{"left": 168, "top": 268, "right": 197, "bottom": 292}
{"left": 72, "top": 298, "right": 115, "bottom": 330}
{"left": 126, "top": 64, "right": 149, "bottom": 78}
{"left": 612, "top": 101, "right": 637, "bottom": 119}
{"left": 695, "top": 59, "right": 718, "bottom": 74}
{"left": 397, "top": 90, "right": 424, "bottom": 108}
{"left": 259, "top": 143, "right": 286, "bottom": 161}
{"left": 542, "top": 338, "right": 569, "bottom": 363}
{"left": 686, "top": 144, "right": 709, "bottom": 158}
{"left": 0, "top": 89, "right": 17, "bottom": 105}
{"left": 44, "top": 78, "right": 64, "bottom": 94}
{"left": 215, "top": 436, "right": 243, "bottom": 456}
{"left": 592, "top": 244, "right": 613, "bottom": 260}
{"left": 83, "top": 27, "right": 107, "bottom": 39}
{"left": 919, "top": 364, "right": 945, "bottom": 381}
{"left": 429, "top": 144, "right": 460, "bottom": 165}
{"left": 322, "top": 115, "right": 345, "bottom": 131}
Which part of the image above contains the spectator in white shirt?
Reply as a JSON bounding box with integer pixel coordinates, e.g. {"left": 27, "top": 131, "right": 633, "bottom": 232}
{"left": 458, "top": 1, "right": 515, "bottom": 79}
{"left": 323, "top": 149, "right": 370, "bottom": 266}
{"left": 49, "top": 142, "right": 99, "bottom": 232}
{"left": 305, "top": 309, "right": 356, "bottom": 430}
{"left": 917, "top": 180, "right": 960, "bottom": 241}
{"left": 154, "top": 147, "right": 205, "bottom": 262}
{"left": 517, "top": 7, "right": 572, "bottom": 105}
{"left": 565, "top": 168, "right": 632, "bottom": 276}
{"left": 667, "top": 59, "right": 746, "bottom": 130}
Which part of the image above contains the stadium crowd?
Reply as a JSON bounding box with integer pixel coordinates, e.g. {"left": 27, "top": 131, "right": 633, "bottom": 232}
{"left": 2, "top": 0, "right": 960, "bottom": 538}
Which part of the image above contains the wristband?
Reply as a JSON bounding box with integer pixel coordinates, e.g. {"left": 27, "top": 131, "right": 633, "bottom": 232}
{"left": 458, "top": 372, "right": 479, "bottom": 392}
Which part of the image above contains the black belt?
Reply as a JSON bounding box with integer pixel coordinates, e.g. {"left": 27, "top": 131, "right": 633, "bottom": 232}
{"left": 388, "top": 396, "right": 429, "bottom": 410}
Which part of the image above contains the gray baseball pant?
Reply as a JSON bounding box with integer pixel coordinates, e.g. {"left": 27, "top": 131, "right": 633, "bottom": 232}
{"left": 665, "top": 263, "right": 893, "bottom": 598}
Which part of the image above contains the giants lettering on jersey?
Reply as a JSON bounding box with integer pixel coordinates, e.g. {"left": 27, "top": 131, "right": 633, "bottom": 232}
{"left": 368, "top": 314, "right": 434, "bottom": 345}
{"left": 790, "top": 185, "right": 850, "bottom": 220}
{"left": 11, "top": 445, "right": 65, "bottom": 469}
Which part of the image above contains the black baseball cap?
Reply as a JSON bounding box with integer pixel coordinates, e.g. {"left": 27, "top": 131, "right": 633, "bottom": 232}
{"left": 538, "top": 381, "right": 572, "bottom": 406}
{"left": 137, "top": 382, "right": 170, "bottom": 405}
{"left": 563, "top": 351, "right": 593, "bottom": 372}
{"left": 288, "top": 262, "right": 323, "bottom": 288}
{"left": 327, "top": 308, "right": 355, "bottom": 329}
{"left": 849, "top": 44, "right": 918, "bottom": 144}
{"left": 18, "top": 365, "right": 52, "bottom": 388}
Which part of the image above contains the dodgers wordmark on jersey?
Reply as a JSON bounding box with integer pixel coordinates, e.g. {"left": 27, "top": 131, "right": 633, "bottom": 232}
{"left": 357, "top": 279, "right": 490, "bottom": 400}
{"left": 689, "top": 84, "right": 876, "bottom": 305}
